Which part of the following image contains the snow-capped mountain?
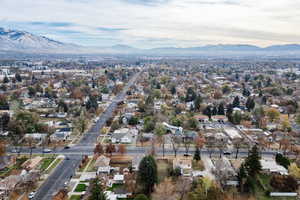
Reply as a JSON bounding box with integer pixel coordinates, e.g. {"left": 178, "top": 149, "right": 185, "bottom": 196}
{"left": 1, "top": 27, "right": 300, "bottom": 56}
{"left": 0, "top": 27, "right": 79, "bottom": 53}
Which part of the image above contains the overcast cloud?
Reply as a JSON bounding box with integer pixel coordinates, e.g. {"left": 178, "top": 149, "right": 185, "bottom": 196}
{"left": 0, "top": 0, "right": 299, "bottom": 48}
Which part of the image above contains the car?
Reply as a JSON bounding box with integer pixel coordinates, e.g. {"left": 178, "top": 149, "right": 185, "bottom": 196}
{"left": 64, "top": 145, "right": 70, "bottom": 149}
{"left": 28, "top": 191, "right": 36, "bottom": 199}
{"left": 223, "top": 151, "right": 231, "bottom": 155}
{"left": 43, "top": 149, "right": 52, "bottom": 153}
{"left": 66, "top": 157, "right": 70, "bottom": 160}
{"left": 11, "top": 149, "right": 20, "bottom": 153}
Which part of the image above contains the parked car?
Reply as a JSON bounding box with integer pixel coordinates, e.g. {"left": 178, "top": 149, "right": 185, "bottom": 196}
{"left": 28, "top": 191, "right": 36, "bottom": 199}
{"left": 11, "top": 149, "right": 20, "bottom": 153}
{"left": 43, "top": 149, "right": 52, "bottom": 153}
{"left": 64, "top": 145, "right": 70, "bottom": 149}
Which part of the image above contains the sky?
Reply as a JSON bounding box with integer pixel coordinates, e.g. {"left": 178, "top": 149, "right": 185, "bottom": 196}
{"left": 0, "top": 0, "right": 300, "bottom": 48}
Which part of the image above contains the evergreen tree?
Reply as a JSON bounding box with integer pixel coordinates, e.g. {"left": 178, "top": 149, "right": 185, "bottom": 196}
{"left": 217, "top": 103, "right": 225, "bottom": 115}
{"left": 244, "top": 145, "right": 262, "bottom": 177}
{"left": 194, "top": 147, "right": 201, "bottom": 161}
{"left": 232, "top": 111, "right": 242, "bottom": 124}
{"left": 185, "top": 87, "right": 196, "bottom": 102}
{"left": 203, "top": 106, "right": 212, "bottom": 119}
{"left": 89, "top": 179, "right": 107, "bottom": 200}
{"left": 237, "top": 163, "right": 247, "bottom": 192}
{"left": 245, "top": 97, "right": 255, "bottom": 111}
{"left": 212, "top": 106, "right": 218, "bottom": 116}
{"left": 244, "top": 74, "right": 250, "bottom": 82}
{"left": 3, "top": 76, "right": 9, "bottom": 84}
{"left": 242, "top": 88, "right": 250, "bottom": 97}
{"left": 138, "top": 155, "right": 158, "bottom": 194}
{"left": 15, "top": 73, "right": 22, "bottom": 82}
{"left": 170, "top": 85, "right": 176, "bottom": 95}
{"left": 232, "top": 96, "right": 240, "bottom": 108}
{"left": 194, "top": 95, "right": 202, "bottom": 111}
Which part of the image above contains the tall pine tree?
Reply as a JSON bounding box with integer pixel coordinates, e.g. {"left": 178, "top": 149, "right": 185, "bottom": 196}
{"left": 137, "top": 155, "right": 158, "bottom": 195}
{"left": 244, "top": 145, "right": 262, "bottom": 177}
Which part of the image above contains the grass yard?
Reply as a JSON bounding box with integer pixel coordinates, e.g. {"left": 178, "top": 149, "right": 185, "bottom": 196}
{"left": 45, "top": 158, "right": 62, "bottom": 174}
{"left": 39, "top": 158, "right": 55, "bottom": 171}
{"left": 69, "top": 195, "right": 81, "bottom": 200}
{"left": 74, "top": 183, "right": 87, "bottom": 192}
{"left": 192, "top": 160, "right": 205, "bottom": 171}
{"left": 86, "top": 159, "right": 96, "bottom": 172}
{"left": 156, "top": 159, "right": 170, "bottom": 182}
{"left": 0, "top": 157, "right": 28, "bottom": 178}
{"left": 107, "top": 183, "right": 123, "bottom": 192}
{"left": 78, "top": 158, "right": 91, "bottom": 172}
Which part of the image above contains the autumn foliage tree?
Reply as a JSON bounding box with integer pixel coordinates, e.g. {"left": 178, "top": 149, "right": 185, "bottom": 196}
{"left": 105, "top": 143, "right": 116, "bottom": 156}
{"left": 118, "top": 144, "right": 126, "bottom": 155}
{"left": 94, "top": 143, "right": 104, "bottom": 155}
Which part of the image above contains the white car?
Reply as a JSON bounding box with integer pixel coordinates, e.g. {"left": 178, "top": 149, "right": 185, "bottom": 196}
{"left": 11, "top": 149, "right": 20, "bottom": 153}
{"left": 43, "top": 149, "right": 52, "bottom": 153}
{"left": 28, "top": 191, "right": 36, "bottom": 199}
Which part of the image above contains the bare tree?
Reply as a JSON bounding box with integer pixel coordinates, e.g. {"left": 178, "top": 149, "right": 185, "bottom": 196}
{"left": 176, "top": 177, "right": 192, "bottom": 200}
{"left": 152, "top": 178, "right": 179, "bottom": 200}
{"left": 216, "top": 139, "right": 227, "bottom": 158}
{"left": 27, "top": 137, "right": 35, "bottom": 159}
{"left": 232, "top": 138, "right": 244, "bottom": 159}
{"left": 206, "top": 135, "right": 215, "bottom": 158}
{"left": 170, "top": 135, "right": 181, "bottom": 157}
{"left": 183, "top": 135, "right": 192, "bottom": 155}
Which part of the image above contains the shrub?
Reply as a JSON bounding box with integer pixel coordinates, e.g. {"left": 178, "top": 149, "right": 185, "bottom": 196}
{"left": 275, "top": 153, "right": 290, "bottom": 169}
{"left": 270, "top": 175, "right": 297, "bottom": 192}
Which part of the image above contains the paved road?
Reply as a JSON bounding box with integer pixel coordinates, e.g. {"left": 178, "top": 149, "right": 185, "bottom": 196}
{"left": 16, "top": 146, "right": 279, "bottom": 157}
{"left": 32, "top": 72, "right": 141, "bottom": 200}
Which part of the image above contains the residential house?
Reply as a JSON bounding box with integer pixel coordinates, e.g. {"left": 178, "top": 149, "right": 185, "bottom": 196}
{"left": 260, "top": 159, "right": 288, "bottom": 175}
{"left": 173, "top": 157, "right": 192, "bottom": 176}
{"left": 95, "top": 155, "right": 111, "bottom": 174}
{"left": 111, "top": 128, "right": 132, "bottom": 144}
{"left": 50, "top": 127, "right": 72, "bottom": 141}
{"left": 113, "top": 174, "right": 124, "bottom": 184}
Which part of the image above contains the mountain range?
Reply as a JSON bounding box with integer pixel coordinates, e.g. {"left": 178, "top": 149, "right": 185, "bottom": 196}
{"left": 1, "top": 27, "right": 300, "bottom": 55}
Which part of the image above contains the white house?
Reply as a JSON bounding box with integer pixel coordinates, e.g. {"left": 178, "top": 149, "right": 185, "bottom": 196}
{"left": 113, "top": 174, "right": 124, "bottom": 184}
{"left": 261, "top": 159, "right": 288, "bottom": 175}
{"left": 95, "top": 155, "right": 111, "bottom": 174}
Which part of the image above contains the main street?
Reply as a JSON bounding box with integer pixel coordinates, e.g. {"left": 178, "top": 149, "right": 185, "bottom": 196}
{"left": 32, "top": 72, "right": 141, "bottom": 200}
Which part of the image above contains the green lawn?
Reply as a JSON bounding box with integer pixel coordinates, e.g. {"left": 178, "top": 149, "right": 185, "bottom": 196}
{"left": 78, "top": 158, "right": 91, "bottom": 172}
{"left": 156, "top": 159, "right": 170, "bottom": 182}
{"left": 0, "top": 157, "right": 28, "bottom": 178}
{"left": 45, "top": 158, "right": 62, "bottom": 174}
{"left": 107, "top": 183, "right": 123, "bottom": 192}
{"left": 86, "top": 159, "right": 96, "bottom": 172}
{"left": 69, "top": 195, "right": 81, "bottom": 200}
{"left": 74, "top": 183, "right": 87, "bottom": 192}
{"left": 39, "top": 158, "right": 55, "bottom": 171}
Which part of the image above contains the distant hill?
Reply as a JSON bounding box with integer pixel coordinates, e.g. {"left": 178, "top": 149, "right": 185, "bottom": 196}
{"left": 0, "top": 27, "right": 80, "bottom": 53}
{"left": 1, "top": 27, "right": 300, "bottom": 56}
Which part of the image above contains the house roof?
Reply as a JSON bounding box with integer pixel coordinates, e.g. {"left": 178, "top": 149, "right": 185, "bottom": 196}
{"left": 261, "top": 159, "right": 288, "bottom": 175}
{"left": 94, "top": 155, "right": 110, "bottom": 168}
